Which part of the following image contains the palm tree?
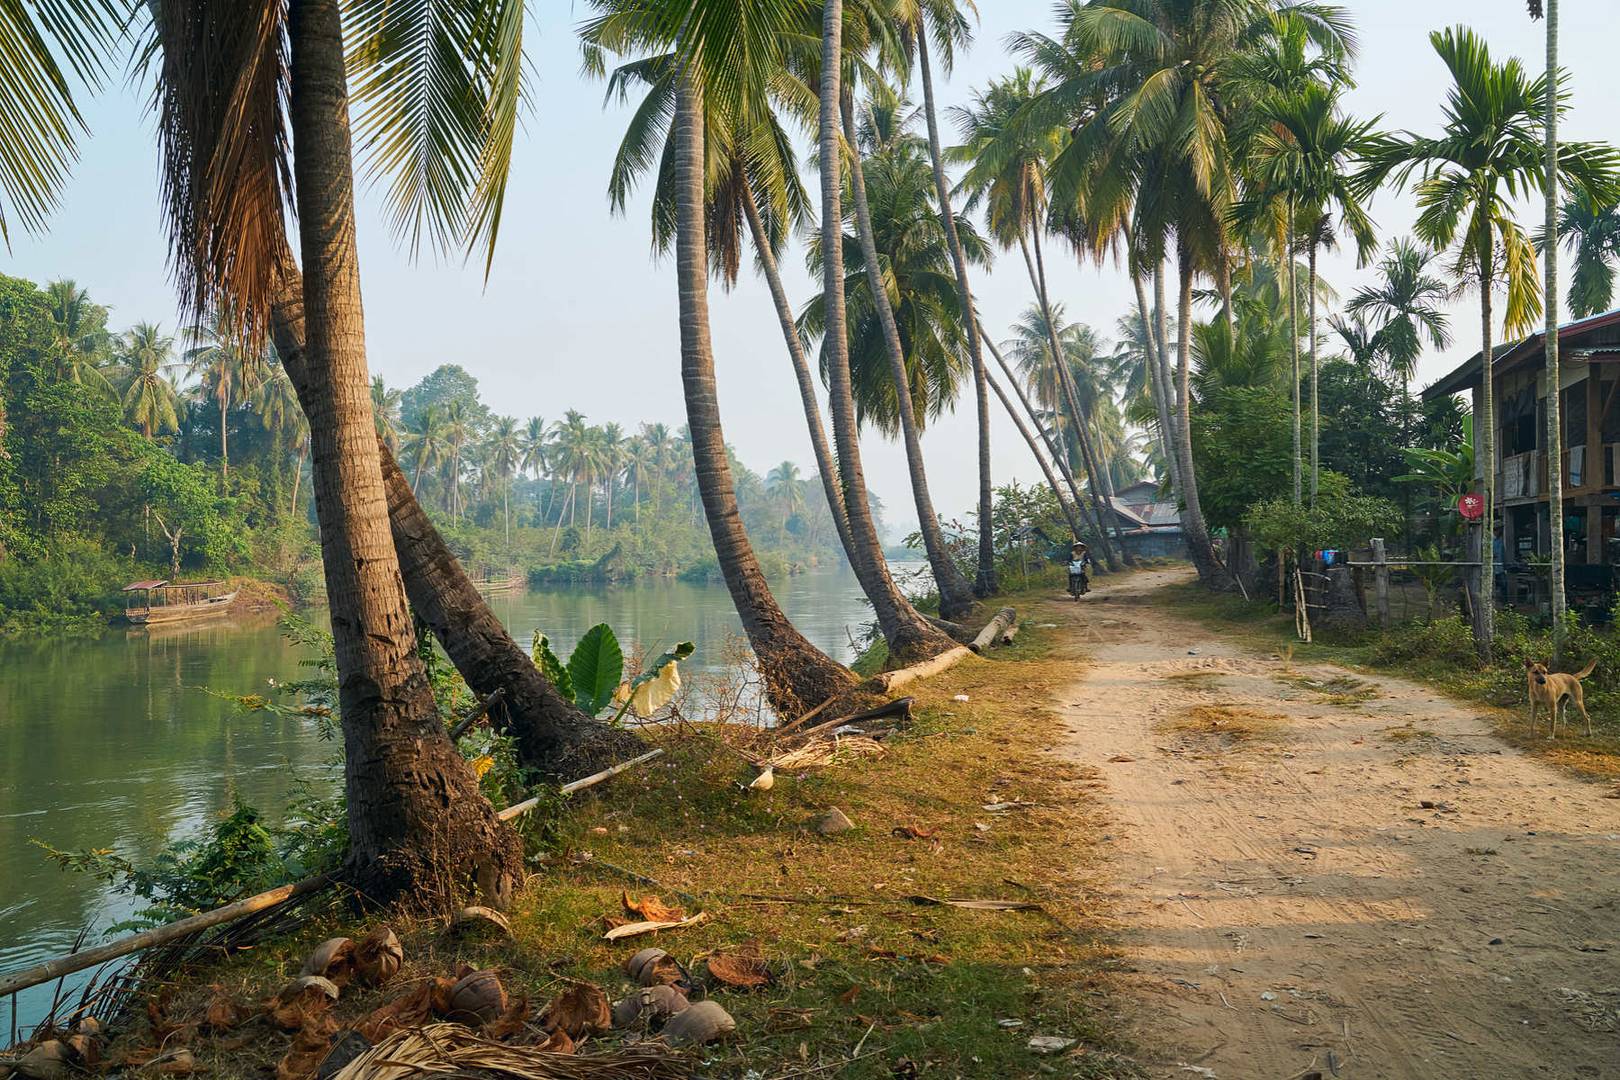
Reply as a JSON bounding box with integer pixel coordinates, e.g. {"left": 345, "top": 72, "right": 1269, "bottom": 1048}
{"left": 1007, "top": 0, "right": 1355, "bottom": 581}
{"left": 1235, "top": 80, "right": 1377, "bottom": 504}
{"left": 666, "top": 67, "right": 856, "bottom": 708}
{"left": 1345, "top": 238, "right": 1452, "bottom": 390}
{"left": 488, "top": 415, "right": 521, "bottom": 544}
{"left": 118, "top": 322, "right": 180, "bottom": 439}
{"left": 44, "top": 279, "right": 114, "bottom": 392}
{"left": 402, "top": 405, "right": 447, "bottom": 497}
{"left": 371, "top": 377, "right": 403, "bottom": 450}
{"left": 766, "top": 460, "right": 806, "bottom": 544}
{"left": 888, "top": 0, "right": 997, "bottom": 597}
{"left": 813, "top": 0, "right": 952, "bottom": 660}
{"left": 832, "top": 81, "right": 980, "bottom": 618}
{"left": 1554, "top": 197, "right": 1620, "bottom": 318}
{"left": 441, "top": 399, "right": 472, "bottom": 522}
{"left": 1360, "top": 25, "right": 1620, "bottom": 660}
{"left": 520, "top": 417, "right": 548, "bottom": 481}
{"left": 183, "top": 312, "right": 266, "bottom": 483}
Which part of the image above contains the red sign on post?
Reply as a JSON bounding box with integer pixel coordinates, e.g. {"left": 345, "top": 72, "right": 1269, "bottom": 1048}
{"left": 1458, "top": 493, "right": 1484, "bottom": 521}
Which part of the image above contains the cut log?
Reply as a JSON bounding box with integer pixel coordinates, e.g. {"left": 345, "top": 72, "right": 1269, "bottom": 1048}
{"left": 999, "top": 620, "right": 1018, "bottom": 646}
{"left": 867, "top": 645, "right": 973, "bottom": 693}
{"left": 969, "top": 608, "right": 1017, "bottom": 654}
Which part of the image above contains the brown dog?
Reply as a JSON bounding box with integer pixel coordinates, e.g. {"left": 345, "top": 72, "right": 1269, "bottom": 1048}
{"left": 1524, "top": 658, "right": 1597, "bottom": 738}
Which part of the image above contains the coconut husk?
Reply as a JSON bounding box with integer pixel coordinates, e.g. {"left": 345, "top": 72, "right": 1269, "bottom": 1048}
{"left": 353, "top": 928, "right": 403, "bottom": 988}
{"left": 274, "top": 1014, "right": 339, "bottom": 1080}
{"left": 704, "top": 942, "right": 769, "bottom": 990}
{"left": 202, "top": 985, "right": 256, "bottom": 1032}
{"left": 538, "top": 984, "right": 611, "bottom": 1040}
{"left": 326, "top": 1023, "right": 689, "bottom": 1080}
{"left": 354, "top": 979, "right": 445, "bottom": 1043}
{"left": 767, "top": 736, "right": 886, "bottom": 771}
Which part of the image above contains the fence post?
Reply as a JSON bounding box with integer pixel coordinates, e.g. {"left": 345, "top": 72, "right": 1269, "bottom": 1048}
{"left": 1464, "top": 525, "right": 1485, "bottom": 644}
{"left": 1371, "top": 537, "right": 1391, "bottom": 629}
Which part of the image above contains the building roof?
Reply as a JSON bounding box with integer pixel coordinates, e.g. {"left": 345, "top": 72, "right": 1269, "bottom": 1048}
{"left": 1422, "top": 308, "right": 1620, "bottom": 401}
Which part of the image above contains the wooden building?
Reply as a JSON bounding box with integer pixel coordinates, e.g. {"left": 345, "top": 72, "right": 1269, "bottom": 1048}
{"left": 1423, "top": 310, "right": 1620, "bottom": 594}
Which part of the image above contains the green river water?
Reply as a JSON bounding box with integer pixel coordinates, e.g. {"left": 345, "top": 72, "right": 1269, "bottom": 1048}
{"left": 0, "top": 566, "right": 905, "bottom": 1035}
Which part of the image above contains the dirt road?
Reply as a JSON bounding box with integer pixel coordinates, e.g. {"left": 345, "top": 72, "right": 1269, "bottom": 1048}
{"left": 1053, "top": 568, "right": 1620, "bottom": 1079}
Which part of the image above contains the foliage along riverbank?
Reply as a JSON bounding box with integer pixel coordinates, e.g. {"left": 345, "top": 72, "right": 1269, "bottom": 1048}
{"left": 0, "top": 270, "right": 882, "bottom": 634}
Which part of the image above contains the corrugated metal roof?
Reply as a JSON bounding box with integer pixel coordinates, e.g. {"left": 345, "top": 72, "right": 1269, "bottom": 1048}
{"left": 1422, "top": 308, "right": 1620, "bottom": 401}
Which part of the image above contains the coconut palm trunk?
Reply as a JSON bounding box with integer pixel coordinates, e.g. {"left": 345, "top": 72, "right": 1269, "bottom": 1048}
{"left": 739, "top": 179, "right": 855, "bottom": 558}
{"left": 1287, "top": 201, "right": 1302, "bottom": 505}
{"left": 982, "top": 328, "right": 1087, "bottom": 534}
{"left": 673, "top": 81, "right": 854, "bottom": 711}
{"left": 840, "top": 97, "right": 976, "bottom": 618}
{"left": 284, "top": 0, "right": 521, "bottom": 903}
{"left": 915, "top": 32, "right": 996, "bottom": 598}
{"left": 1029, "top": 226, "right": 1129, "bottom": 568}
{"left": 818, "top": 0, "right": 951, "bottom": 662}
{"left": 980, "top": 338, "right": 1083, "bottom": 536}
{"left": 1174, "top": 239, "right": 1222, "bottom": 583}
{"left": 267, "top": 256, "right": 640, "bottom": 779}
{"left": 1125, "top": 248, "right": 1176, "bottom": 493}
{"left": 1477, "top": 235, "right": 1497, "bottom": 662}
{"left": 219, "top": 385, "right": 230, "bottom": 481}
{"left": 1544, "top": 0, "right": 1567, "bottom": 657}
{"left": 1149, "top": 260, "right": 1184, "bottom": 500}
{"left": 1308, "top": 238, "right": 1321, "bottom": 504}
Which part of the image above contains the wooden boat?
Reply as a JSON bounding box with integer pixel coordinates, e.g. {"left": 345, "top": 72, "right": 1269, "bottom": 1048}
{"left": 122, "top": 579, "right": 239, "bottom": 625}
{"left": 471, "top": 569, "right": 524, "bottom": 595}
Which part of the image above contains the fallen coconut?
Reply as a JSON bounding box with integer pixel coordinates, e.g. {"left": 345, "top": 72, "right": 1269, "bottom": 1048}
{"left": 624, "top": 947, "right": 687, "bottom": 989}
{"left": 660, "top": 1000, "right": 735, "bottom": 1046}
{"left": 446, "top": 969, "right": 507, "bottom": 1026}
{"left": 301, "top": 937, "right": 357, "bottom": 987}
{"left": 61, "top": 1035, "right": 97, "bottom": 1068}
{"left": 611, "top": 984, "right": 689, "bottom": 1030}
{"left": 354, "top": 926, "right": 404, "bottom": 987}
{"left": 12, "top": 1041, "right": 75, "bottom": 1080}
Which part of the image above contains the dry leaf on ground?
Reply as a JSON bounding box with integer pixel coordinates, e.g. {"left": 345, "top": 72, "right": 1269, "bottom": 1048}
{"left": 539, "top": 983, "right": 611, "bottom": 1039}
{"left": 622, "top": 891, "right": 685, "bottom": 923}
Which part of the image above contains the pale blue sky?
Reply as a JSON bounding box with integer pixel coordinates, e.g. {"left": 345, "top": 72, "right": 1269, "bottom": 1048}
{"left": 5, "top": 1, "right": 1617, "bottom": 533}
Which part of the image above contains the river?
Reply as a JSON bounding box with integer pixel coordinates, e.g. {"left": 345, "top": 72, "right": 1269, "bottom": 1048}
{"left": 0, "top": 565, "right": 907, "bottom": 1035}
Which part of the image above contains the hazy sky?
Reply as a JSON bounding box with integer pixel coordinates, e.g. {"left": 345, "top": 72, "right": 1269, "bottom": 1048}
{"left": 5, "top": 1, "right": 1616, "bottom": 535}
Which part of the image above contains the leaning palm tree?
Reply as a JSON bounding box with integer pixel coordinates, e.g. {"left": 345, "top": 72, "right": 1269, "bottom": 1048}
{"left": 402, "top": 405, "right": 447, "bottom": 497}
{"left": 886, "top": 0, "right": 996, "bottom": 596}
{"left": 1360, "top": 25, "right": 1620, "bottom": 661}
{"left": 119, "top": 322, "right": 180, "bottom": 439}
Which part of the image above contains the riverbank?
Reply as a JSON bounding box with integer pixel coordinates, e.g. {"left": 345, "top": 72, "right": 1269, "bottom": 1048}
{"left": 27, "top": 587, "right": 1138, "bottom": 1078}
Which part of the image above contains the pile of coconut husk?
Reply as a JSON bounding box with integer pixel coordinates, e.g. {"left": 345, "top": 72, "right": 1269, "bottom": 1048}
{"left": 0, "top": 918, "right": 721, "bottom": 1080}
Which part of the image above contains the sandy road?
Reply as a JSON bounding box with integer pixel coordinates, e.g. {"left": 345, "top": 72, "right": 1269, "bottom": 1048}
{"left": 1052, "top": 568, "right": 1620, "bottom": 1079}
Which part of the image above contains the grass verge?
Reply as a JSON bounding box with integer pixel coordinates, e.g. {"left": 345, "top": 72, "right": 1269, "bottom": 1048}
{"left": 92, "top": 609, "right": 1139, "bottom": 1079}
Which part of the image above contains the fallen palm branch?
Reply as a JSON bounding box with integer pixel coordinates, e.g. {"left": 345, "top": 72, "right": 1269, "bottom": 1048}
{"left": 767, "top": 735, "right": 887, "bottom": 771}
{"left": 329, "top": 1023, "right": 690, "bottom": 1080}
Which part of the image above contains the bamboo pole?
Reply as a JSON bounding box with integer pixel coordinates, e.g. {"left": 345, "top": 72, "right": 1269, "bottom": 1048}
{"left": 497, "top": 749, "right": 666, "bottom": 821}
{"left": 0, "top": 875, "right": 333, "bottom": 999}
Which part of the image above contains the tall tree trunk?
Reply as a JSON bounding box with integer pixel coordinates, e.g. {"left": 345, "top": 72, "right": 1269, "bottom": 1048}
{"left": 674, "top": 81, "right": 855, "bottom": 711}
{"left": 980, "top": 337, "right": 1083, "bottom": 537}
{"left": 1287, "top": 201, "right": 1302, "bottom": 505}
{"left": 269, "top": 256, "right": 642, "bottom": 780}
{"left": 219, "top": 389, "right": 229, "bottom": 482}
{"left": 840, "top": 97, "right": 976, "bottom": 617}
{"left": 1174, "top": 239, "right": 1222, "bottom": 583}
{"left": 739, "top": 178, "right": 854, "bottom": 559}
{"left": 1308, "top": 239, "right": 1321, "bottom": 505}
{"left": 1477, "top": 239, "right": 1497, "bottom": 662}
{"left": 915, "top": 32, "right": 996, "bottom": 599}
{"left": 291, "top": 442, "right": 307, "bottom": 515}
{"left": 1030, "top": 227, "right": 1130, "bottom": 568}
{"left": 285, "top": 0, "right": 520, "bottom": 906}
{"left": 817, "top": 0, "right": 951, "bottom": 662}
{"left": 1544, "top": 0, "right": 1567, "bottom": 659}
{"left": 1127, "top": 255, "right": 1175, "bottom": 491}
{"left": 1153, "top": 260, "right": 1184, "bottom": 501}
{"left": 982, "top": 325, "right": 1087, "bottom": 533}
